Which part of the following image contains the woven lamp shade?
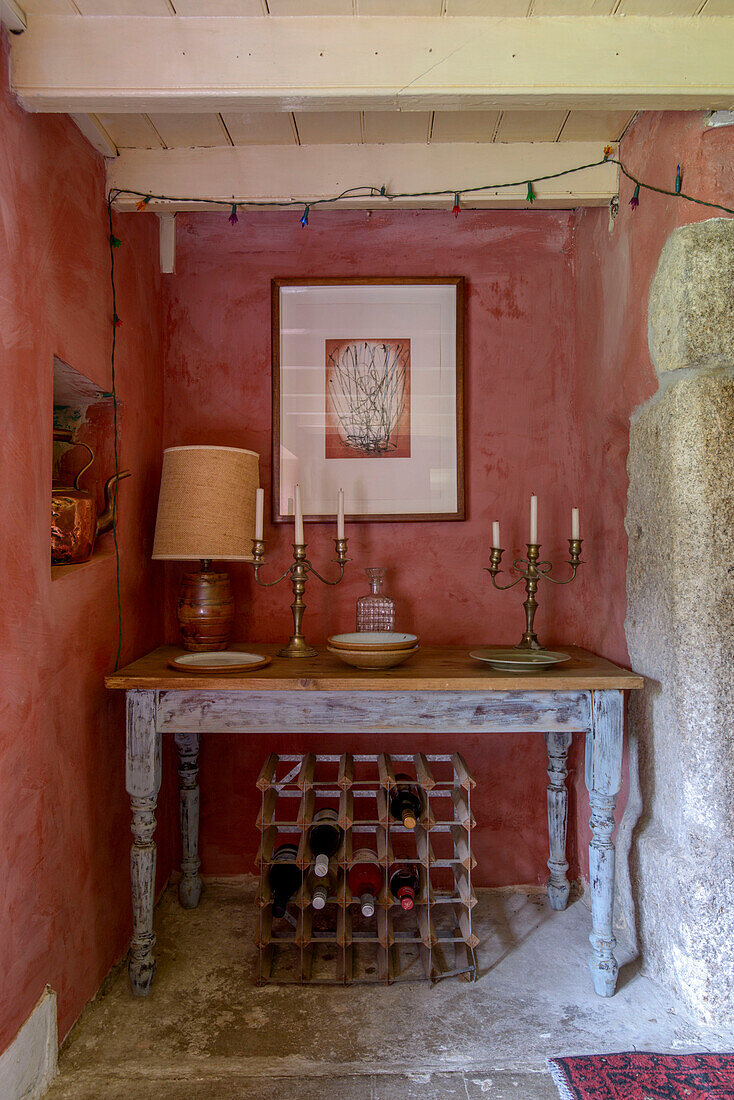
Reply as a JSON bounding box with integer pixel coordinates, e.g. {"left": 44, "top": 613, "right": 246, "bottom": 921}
{"left": 152, "top": 445, "right": 259, "bottom": 562}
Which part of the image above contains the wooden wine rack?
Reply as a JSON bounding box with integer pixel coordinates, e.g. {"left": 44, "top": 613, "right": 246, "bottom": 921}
{"left": 255, "top": 753, "right": 478, "bottom": 985}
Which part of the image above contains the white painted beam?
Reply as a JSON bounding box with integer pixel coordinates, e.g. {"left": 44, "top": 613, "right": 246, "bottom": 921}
{"left": 70, "top": 114, "right": 118, "bottom": 159}
{"left": 11, "top": 15, "right": 734, "bottom": 114}
{"left": 108, "top": 141, "right": 618, "bottom": 210}
{"left": 157, "top": 213, "right": 176, "bottom": 273}
{"left": 0, "top": 0, "right": 27, "bottom": 34}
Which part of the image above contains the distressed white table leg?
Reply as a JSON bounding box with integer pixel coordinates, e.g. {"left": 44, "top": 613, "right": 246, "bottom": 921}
{"left": 174, "top": 732, "right": 202, "bottom": 909}
{"left": 545, "top": 730, "right": 573, "bottom": 911}
{"left": 126, "top": 690, "right": 161, "bottom": 997}
{"left": 585, "top": 689, "right": 624, "bottom": 997}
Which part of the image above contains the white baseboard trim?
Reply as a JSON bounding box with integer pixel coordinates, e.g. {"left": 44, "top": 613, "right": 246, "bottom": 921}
{"left": 0, "top": 986, "right": 58, "bottom": 1099}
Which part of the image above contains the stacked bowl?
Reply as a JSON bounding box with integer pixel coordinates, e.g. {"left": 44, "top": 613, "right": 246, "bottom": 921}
{"left": 327, "top": 632, "right": 420, "bottom": 669}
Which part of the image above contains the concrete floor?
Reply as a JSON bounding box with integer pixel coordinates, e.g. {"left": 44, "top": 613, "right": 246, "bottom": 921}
{"left": 46, "top": 881, "right": 734, "bottom": 1100}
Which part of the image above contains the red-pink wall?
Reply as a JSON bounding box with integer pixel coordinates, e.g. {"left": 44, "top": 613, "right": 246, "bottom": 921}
{"left": 571, "top": 111, "right": 734, "bottom": 872}
{"left": 0, "top": 30, "right": 172, "bottom": 1050}
{"left": 163, "top": 208, "right": 591, "bottom": 888}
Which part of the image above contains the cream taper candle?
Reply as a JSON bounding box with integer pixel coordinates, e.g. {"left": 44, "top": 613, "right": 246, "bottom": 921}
{"left": 492, "top": 521, "right": 500, "bottom": 549}
{"left": 255, "top": 487, "right": 264, "bottom": 540}
{"left": 294, "top": 483, "right": 304, "bottom": 545}
{"left": 337, "top": 488, "right": 345, "bottom": 539}
{"left": 571, "top": 507, "right": 580, "bottom": 540}
{"left": 530, "top": 495, "right": 538, "bottom": 544}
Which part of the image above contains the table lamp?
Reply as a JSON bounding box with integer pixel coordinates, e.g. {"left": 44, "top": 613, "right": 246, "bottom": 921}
{"left": 152, "top": 445, "right": 259, "bottom": 651}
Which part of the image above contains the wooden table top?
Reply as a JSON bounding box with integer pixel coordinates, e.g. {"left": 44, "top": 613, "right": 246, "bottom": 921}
{"left": 106, "top": 644, "right": 643, "bottom": 693}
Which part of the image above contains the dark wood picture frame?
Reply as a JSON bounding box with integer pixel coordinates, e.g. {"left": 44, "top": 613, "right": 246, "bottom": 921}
{"left": 271, "top": 276, "right": 465, "bottom": 523}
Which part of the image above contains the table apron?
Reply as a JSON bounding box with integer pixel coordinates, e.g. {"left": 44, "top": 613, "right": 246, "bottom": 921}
{"left": 155, "top": 689, "right": 592, "bottom": 735}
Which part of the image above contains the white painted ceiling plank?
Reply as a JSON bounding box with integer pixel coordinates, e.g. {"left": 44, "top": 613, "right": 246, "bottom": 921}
{"left": 357, "top": 0, "right": 443, "bottom": 12}
{"left": 496, "top": 109, "right": 570, "bottom": 141}
{"left": 531, "top": 0, "right": 614, "bottom": 12}
{"left": 363, "top": 111, "right": 432, "bottom": 141}
{"left": 97, "top": 112, "right": 164, "bottom": 147}
{"left": 75, "top": 0, "right": 170, "bottom": 11}
{"left": 222, "top": 111, "right": 297, "bottom": 144}
{"left": 13, "top": 16, "right": 734, "bottom": 113}
{"left": 107, "top": 140, "right": 618, "bottom": 209}
{"left": 148, "top": 112, "right": 231, "bottom": 147}
{"left": 445, "top": 0, "right": 529, "bottom": 12}
{"left": 172, "top": 0, "right": 263, "bottom": 11}
{"left": 700, "top": 0, "right": 734, "bottom": 12}
{"left": 559, "top": 108, "right": 635, "bottom": 139}
{"left": 267, "top": 0, "right": 354, "bottom": 11}
{"left": 616, "top": 0, "right": 699, "bottom": 11}
{"left": 431, "top": 110, "right": 500, "bottom": 141}
{"left": 295, "top": 110, "right": 363, "bottom": 143}
{"left": 15, "top": 0, "right": 74, "bottom": 12}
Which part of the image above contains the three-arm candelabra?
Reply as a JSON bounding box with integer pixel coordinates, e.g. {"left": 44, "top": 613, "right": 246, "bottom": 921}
{"left": 249, "top": 537, "right": 350, "bottom": 658}
{"left": 486, "top": 539, "right": 583, "bottom": 650}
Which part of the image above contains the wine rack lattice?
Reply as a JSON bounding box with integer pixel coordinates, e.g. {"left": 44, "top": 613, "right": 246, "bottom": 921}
{"left": 255, "top": 753, "right": 478, "bottom": 985}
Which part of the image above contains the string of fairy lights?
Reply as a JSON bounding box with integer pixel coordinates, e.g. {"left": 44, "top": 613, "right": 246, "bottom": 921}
{"left": 105, "top": 149, "right": 734, "bottom": 669}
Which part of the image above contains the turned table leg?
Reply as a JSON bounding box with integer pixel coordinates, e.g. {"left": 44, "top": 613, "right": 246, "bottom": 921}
{"left": 545, "top": 730, "right": 573, "bottom": 911}
{"left": 174, "top": 732, "right": 202, "bottom": 909}
{"left": 585, "top": 689, "right": 624, "bottom": 997}
{"left": 126, "top": 690, "right": 161, "bottom": 997}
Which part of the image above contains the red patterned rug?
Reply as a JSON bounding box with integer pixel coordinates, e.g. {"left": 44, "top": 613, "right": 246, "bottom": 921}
{"left": 547, "top": 1052, "right": 734, "bottom": 1099}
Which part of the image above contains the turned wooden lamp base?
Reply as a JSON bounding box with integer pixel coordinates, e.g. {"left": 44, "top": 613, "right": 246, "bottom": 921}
{"left": 177, "top": 560, "right": 234, "bottom": 652}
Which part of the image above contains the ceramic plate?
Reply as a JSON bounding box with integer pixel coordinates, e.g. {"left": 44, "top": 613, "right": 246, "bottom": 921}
{"left": 168, "top": 651, "right": 271, "bottom": 673}
{"left": 327, "top": 645, "right": 420, "bottom": 669}
{"left": 469, "top": 648, "right": 570, "bottom": 672}
{"left": 328, "top": 632, "right": 419, "bottom": 652}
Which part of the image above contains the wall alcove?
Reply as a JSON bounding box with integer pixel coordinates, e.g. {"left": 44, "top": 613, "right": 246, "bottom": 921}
{"left": 51, "top": 355, "right": 122, "bottom": 579}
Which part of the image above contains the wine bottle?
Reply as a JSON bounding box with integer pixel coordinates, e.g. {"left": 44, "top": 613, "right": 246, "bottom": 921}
{"left": 307, "top": 866, "right": 336, "bottom": 911}
{"left": 348, "top": 849, "right": 383, "bottom": 917}
{"left": 269, "top": 843, "right": 301, "bottom": 918}
{"left": 389, "top": 865, "right": 420, "bottom": 911}
{"left": 308, "top": 808, "right": 343, "bottom": 877}
{"left": 389, "top": 774, "right": 424, "bottom": 830}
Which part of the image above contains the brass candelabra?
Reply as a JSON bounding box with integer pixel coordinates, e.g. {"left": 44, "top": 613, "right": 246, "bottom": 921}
{"left": 486, "top": 540, "right": 583, "bottom": 650}
{"left": 249, "top": 538, "right": 350, "bottom": 658}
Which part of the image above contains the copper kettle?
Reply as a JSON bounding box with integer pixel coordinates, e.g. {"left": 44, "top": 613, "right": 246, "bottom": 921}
{"left": 51, "top": 432, "right": 131, "bottom": 565}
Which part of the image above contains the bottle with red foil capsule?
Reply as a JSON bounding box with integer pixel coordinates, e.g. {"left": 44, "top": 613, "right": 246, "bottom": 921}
{"left": 308, "top": 808, "right": 344, "bottom": 877}
{"left": 348, "top": 849, "right": 383, "bottom": 917}
{"left": 389, "top": 774, "right": 424, "bottom": 830}
{"left": 389, "top": 865, "right": 420, "bottom": 911}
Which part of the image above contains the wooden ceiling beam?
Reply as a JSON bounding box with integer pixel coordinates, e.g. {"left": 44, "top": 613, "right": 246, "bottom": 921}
{"left": 107, "top": 140, "right": 619, "bottom": 210}
{"left": 11, "top": 15, "right": 734, "bottom": 114}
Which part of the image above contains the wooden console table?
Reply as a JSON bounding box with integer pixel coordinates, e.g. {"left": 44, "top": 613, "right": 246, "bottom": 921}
{"left": 106, "top": 645, "right": 643, "bottom": 999}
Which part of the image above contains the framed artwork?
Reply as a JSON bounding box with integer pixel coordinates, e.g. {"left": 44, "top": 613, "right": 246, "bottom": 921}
{"left": 272, "top": 277, "right": 464, "bottom": 523}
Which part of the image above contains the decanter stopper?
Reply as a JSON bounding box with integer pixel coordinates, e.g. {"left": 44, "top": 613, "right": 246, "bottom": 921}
{"left": 356, "top": 567, "right": 395, "bottom": 632}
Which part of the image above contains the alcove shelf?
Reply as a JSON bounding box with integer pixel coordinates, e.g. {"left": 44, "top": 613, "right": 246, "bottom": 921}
{"left": 51, "top": 355, "right": 121, "bottom": 578}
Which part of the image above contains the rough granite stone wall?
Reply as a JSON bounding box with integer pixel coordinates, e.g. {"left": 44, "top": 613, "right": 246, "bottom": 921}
{"left": 625, "top": 218, "right": 734, "bottom": 1027}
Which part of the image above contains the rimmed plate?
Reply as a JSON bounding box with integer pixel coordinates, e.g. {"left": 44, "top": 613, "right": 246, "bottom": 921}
{"left": 168, "top": 651, "right": 272, "bottom": 674}
{"left": 327, "top": 644, "right": 420, "bottom": 669}
{"left": 469, "top": 648, "right": 570, "bottom": 672}
{"left": 328, "top": 632, "right": 419, "bottom": 652}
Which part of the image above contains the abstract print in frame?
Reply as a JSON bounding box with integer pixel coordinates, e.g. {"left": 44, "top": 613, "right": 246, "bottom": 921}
{"left": 272, "top": 277, "right": 464, "bottom": 523}
{"left": 325, "top": 338, "right": 411, "bottom": 460}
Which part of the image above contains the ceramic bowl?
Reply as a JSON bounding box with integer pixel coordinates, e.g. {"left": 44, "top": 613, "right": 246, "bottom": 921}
{"left": 328, "top": 632, "right": 419, "bottom": 652}
{"left": 327, "top": 644, "right": 420, "bottom": 669}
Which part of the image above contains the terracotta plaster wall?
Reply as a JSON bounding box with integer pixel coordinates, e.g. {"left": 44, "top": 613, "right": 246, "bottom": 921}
{"left": 163, "top": 208, "right": 590, "bottom": 887}
{"left": 0, "top": 30, "right": 172, "bottom": 1050}
{"left": 571, "top": 111, "right": 734, "bottom": 875}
